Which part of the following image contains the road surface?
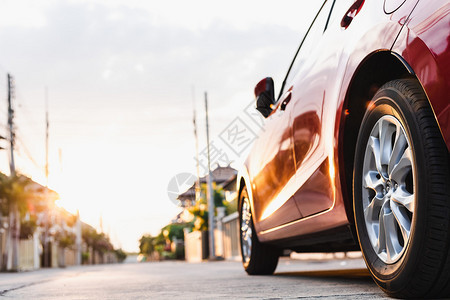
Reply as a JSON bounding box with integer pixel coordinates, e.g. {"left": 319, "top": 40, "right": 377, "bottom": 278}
{"left": 0, "top": 257, "right": 390, "bottom": 299}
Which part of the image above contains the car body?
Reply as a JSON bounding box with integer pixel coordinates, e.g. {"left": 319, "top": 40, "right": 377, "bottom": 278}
{"left": 238, "top": 0, "right": 449, "bottom": 297}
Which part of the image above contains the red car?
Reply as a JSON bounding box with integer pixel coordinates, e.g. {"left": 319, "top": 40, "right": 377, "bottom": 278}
{"left": 238, "top": 0, "right": 450, "bottom": 297}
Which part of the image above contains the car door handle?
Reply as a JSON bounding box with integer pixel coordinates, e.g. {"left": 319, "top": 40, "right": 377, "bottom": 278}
{"left": 280, "top": 91, "right": 292, "bottom": 111}
{"left": 341, "top": 0, "right": 365, "bottom": 29}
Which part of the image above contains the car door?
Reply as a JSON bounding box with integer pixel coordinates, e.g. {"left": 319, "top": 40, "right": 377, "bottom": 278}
{"left": 248, "top": 94, "right": 301, "bottom": 231}
{"left": 283, "top": 0, "right": 349, "bottom": 218}
{"left": 250, "top": 1, "right": 335, "bottom": 230}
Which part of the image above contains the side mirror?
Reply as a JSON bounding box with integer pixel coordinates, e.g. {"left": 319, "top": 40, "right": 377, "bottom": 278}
{"left": 254, "top": 77, "right": 275, "bottom": 118}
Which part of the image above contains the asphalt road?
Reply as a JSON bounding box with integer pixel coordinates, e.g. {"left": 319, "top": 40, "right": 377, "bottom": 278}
{"left": 0, "top": 257, "right": 390, "bottom": 299}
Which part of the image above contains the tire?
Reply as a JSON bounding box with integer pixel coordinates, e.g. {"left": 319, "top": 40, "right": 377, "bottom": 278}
{"left": 353, "top": 78, "right": 450, "bottom": 298}
{"left": 239, "top": 187, "right": 279, "bottom": 275}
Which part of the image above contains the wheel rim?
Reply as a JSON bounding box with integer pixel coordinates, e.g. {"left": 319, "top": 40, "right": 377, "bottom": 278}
{"left": 240, "top": 196, "right": 252, "bottom": 264}
{"left": 362, "top": 115, "right": 416, "bottom": 264}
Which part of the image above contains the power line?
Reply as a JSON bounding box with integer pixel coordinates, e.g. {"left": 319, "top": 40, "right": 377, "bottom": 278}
{"left": 1, "top": 75, "right": 45, "bottom": 176}
{"left": 14, "top": 128, "right": 42, "bottom": 170}
{"left": 14, "top": 90, "right": 44, "bottom": 132}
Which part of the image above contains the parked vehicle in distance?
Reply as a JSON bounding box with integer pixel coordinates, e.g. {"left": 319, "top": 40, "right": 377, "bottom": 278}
{"left": 238, "top": 0, "right": 450, "bottom": 298}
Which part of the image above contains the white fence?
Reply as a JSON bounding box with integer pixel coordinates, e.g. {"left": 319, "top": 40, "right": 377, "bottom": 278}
{"left": 184, "top": 211, "right": 240, "bottom": 262}
{"left": 221, "top": 212, "right": 240, "bottom": 260}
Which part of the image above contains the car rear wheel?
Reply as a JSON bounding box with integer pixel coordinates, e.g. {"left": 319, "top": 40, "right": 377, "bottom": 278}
{"left": 353, "top": 79, "right": 450, "bottom": 298}
{"left": 239, "top": 187, "right": 279, "bottom": 275}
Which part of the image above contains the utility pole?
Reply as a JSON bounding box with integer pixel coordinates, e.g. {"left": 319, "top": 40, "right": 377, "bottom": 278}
{"left": 204, "top": 92, "right": 215, "bottom": 259}
{"left": 192, "top": 87, "right": 201, "bottom": 203}
{"left": 7, "top": 74, "right": 15, "bottom": 175}
{"left": 75, "top": 210, "right": 82, "bottom": 265}
{"left": 45, "top": 87, "right": 49, "bottom": 184}
{"left": 43, "top": 86, "right": 50, "bottom": 268}
{"left": 6, "top": 73, "right": 19, "bottom": 271}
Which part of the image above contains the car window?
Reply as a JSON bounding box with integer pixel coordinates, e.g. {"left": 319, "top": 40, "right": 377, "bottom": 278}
{"left": 280, "top": 0, "right": 336, "bottom": 97}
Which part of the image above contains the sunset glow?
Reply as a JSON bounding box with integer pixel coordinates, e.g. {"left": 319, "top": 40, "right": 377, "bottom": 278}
{"left": 0, "top": 0, "right": 320, "bottom": 251}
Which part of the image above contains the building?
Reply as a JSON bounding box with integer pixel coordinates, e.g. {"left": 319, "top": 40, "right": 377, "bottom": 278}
{"left": 176, "top": 165, "right": 237, "bottom": 209}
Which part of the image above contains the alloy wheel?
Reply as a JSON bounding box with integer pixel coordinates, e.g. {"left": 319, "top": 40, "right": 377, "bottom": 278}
{"left": 362, "top": 115, "right": 415, "bottom": 264}
{"left": 240, "top": 196, "right": 252, "bottom": 264}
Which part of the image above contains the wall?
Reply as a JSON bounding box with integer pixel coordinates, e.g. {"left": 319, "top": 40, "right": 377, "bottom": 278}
{"left": 64, "top": 248, "right": 77, "bottom": 266}
{"left": 0, "top": 225, "right": 8, "bottom": 270}
{"left": 19, "top": 239, "right": 35, "bottom": 271}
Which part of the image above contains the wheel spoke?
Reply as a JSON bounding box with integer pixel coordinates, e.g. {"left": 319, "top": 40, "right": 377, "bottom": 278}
{"left": 390, "top": 148, "right": 412, "bottom": 184}
{"left": 378, "top": 119, "right": 395, "bottom": 175}
{"left": 376, "top": 208, "right": 386, "bottom": 255}
{"left": 388, "top": 124, "right": 407, "bottom": 175}
{"left": 242, "top": 227, "right": 252, "bottom": 259}
{"left": 364, "top": 171, "right": 384, "bottom": 191}
{"left": 382, "top": 211, "right": 402, "bottom": 262}
{"left": 390, "top": 201, "right": 411, "bottom": 243}
{"left": 364, "top": 193, "right": 384, "bottom": 221}
{"left": 391, "top": 187, "right": 414, "bottom": 212}
{"left": 367, "top": 136, "right": 383, "bottom": 175}
{"left": 364, "top": 195, "right": 383, "bottom": 248}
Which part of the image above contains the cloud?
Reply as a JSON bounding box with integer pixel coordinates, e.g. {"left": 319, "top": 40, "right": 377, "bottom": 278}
{"left": 0, "top": 0, "right": 319, "bottom": 251}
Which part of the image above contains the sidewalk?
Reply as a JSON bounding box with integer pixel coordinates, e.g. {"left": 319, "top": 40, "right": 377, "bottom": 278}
{"left": 0, "top": 265, "right": 102, "bottom": 295}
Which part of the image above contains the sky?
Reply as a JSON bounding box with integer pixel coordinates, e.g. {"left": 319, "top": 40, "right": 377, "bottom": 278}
{"left": 0, "top": 0, "right": 321, "bottom": 252}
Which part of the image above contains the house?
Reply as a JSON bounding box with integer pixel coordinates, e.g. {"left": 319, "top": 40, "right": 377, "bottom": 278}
{"left": 176, "top": 165, "right": 237, "bottom": 209}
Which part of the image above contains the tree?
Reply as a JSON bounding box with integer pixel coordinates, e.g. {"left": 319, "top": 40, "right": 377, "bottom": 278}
{"left": 139, "top": 225, "right": 190, "bottom": 261}
{"left": 82, "top": 226, "right": 115, "bottom": 264}
{"left": 55, "top": 230, "right": 75, "bottom": 249}
{"left": 189, "top": 206, "right": 209, "bottom": 231}
{"left": 161, "top": 224, "right": 187, "bottom": 241}
{"left": 139, "top": 235, "right": 156, "bottom": 255}
{"left": 20, "top": 218, "right": 37, "bottom": 239}
{"left": 114, "top": 249, "right": 127, "bottom": 263}
{"left": 187, "top": 183, "right": 227, "bottom": 231}
{"left": 213, "top": 186, "right": 225, "bottom": 208}
{"left": 139, "top": 233, "right": 166, "bottom": 260}
{"left": 82, "top": 227, "right": 113, "bottom": 253}
{"left": 0, "top": 174, "right": 33, "bottom": 216}
{"left": 0, "top": 174, "right": 33, "bottom": 271}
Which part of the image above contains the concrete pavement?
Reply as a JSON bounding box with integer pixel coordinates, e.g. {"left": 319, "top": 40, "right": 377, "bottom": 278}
{"left": 0, "top": 258, "right": 389, "bottom": 299}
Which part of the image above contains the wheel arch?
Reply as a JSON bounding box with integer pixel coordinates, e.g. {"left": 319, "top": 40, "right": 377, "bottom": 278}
{"left": 237, "top": 176, "right": 246, "bottom": 207}
{"left": 237, "top": 167, "right": 254, "bottom": 214}
{"left": 339, "top": 50, "right": 417, "bottom": 223}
